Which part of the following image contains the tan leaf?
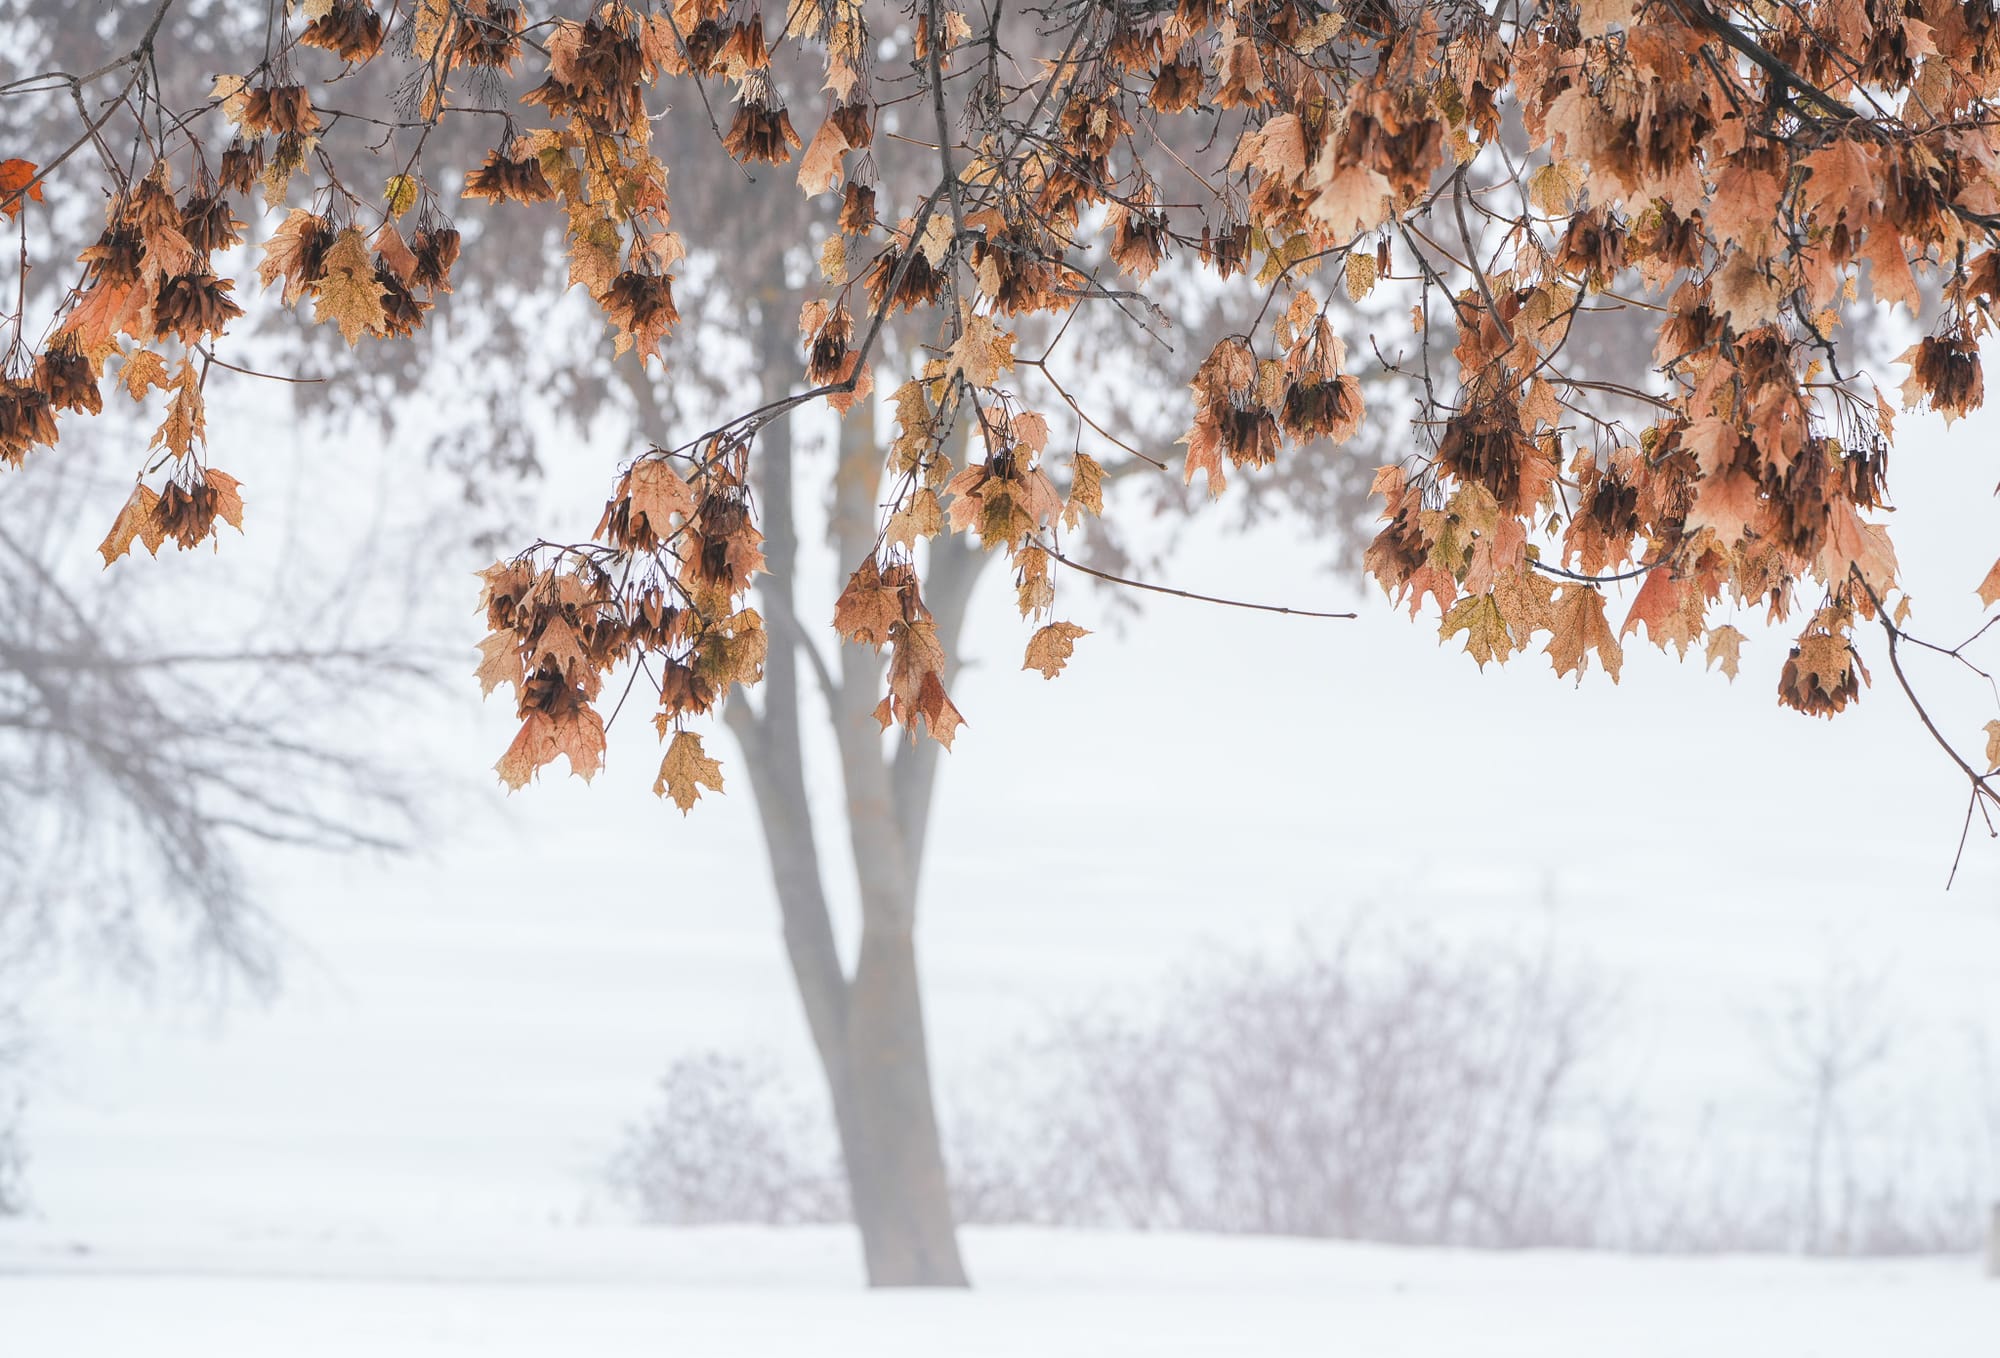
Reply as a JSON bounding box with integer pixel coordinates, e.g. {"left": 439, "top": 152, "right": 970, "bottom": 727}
{"left": 947, "top": 311, "right": 1015, "bottom": 388}
{"left": 151, "top": 361, "right": 205, "bottom": 458}
{"left": 495, "top": 711, "right": 558, "bottom": 790}
{"left": 97, "top": 484, "right": 162, "bottom": 567}
{"left": 655, "top": 729, "right": 725, "bottom": 812}
{"left": 313, "top": 227, "right": 389, "bottom": 344}
{"left": 256, "top": 209, "right": 325, "bottom": 306}
{"left": 1440, "top": 592, "right": 1514, "bottom": 667}
{"left": 887, "top": 488, "right": 944, "bottom": 550}
{"left": 374, "top": 224, "right": 419, "bottom": 285}
{"left": 1015, "top": 546, "right": 1053, "bottom": 618}
{"left": 383, "top": 173, "right": 419, "bottom": 217}
{"left": 1705, "top": 624, "right": 1745, "bottom": 681}
{"left": 915, "top": 669, "right": 965, "bottom": 748}
{"left": 118, "top": 349, "right": 173, "bottom": 403}
{"left": 204, "top": 469, "right": 245, "bottom": 531}
{"left": 1344, "top": 251, "right": 1377, "bottom": 301}
{"left": 1712, "top": 253, "right": 1784, "bottom": 330}
{"left": 1546, "top": 583, "right": 1622, "bottom": 683}
{"left": 1062, "top": 452, "right": 1103, "bottom": 530}
{"left": 819, "top": 234, "right": 847, "bottom": 284}
{"left": 796, "top": 118, "right": 850, "bottom": 197}
{"left": 627, "top": 458, "right": 697, "bottom": 532}
{"left": 210, "top": 74, "right": 251, "bottom": 125}
{"left": 1985, "top": 719, "right": 2000, "bottom": 773}
{"left": 552, "top": 708, "right": 607, "bottom": 782}
{"left": 1978, "top": 557, "right": 2000, "bottom": 609}
{"left": 835, "top": 558, "right": 903, "bottom": 648}
{"left": 1011, "top": 411, "right": 1050, "bottom": 453}
{"left": 1023, "top": 620, "right": 1089, "bottom": 679}
{"left": 474, "top": 630, "right": 522, "bottom": 697}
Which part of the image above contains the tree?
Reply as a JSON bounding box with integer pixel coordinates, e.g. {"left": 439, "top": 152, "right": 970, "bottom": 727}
{"left": 4, "top": 0, "right": 2000, "bottom": 1285}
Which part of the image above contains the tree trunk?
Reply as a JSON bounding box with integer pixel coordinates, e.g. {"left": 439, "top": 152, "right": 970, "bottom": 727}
{"left": 840, "top": 920, "right": 968, "bottom": 1285}
{"left": 706, "top": 301, "right": 974, "bottom": 1287}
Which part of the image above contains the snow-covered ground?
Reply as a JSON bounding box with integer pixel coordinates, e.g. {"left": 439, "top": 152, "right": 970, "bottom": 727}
{"left": 1, "top": 1220, "right": 1992, "bottom": 1358}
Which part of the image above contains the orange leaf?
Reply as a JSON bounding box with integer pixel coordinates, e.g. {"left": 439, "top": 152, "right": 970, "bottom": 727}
{"left": 1023, "top": 621, "right": 1089, "bottom": 679}
{"left": 97, "top": 484, "right": 162, "bottom": 567}
{"left": 655, "top": 729, "right": 724, "bottom": 812}
{"left": 0, "top": 158, "right": 44, "bottom": 220}
{"left": 1978, "top": 557, "right": 2000, "bottom": 610}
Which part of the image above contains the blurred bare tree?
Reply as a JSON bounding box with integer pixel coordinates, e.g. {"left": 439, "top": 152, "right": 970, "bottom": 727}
{"left": 0, "top": 451, "right": 434, "bottom": 985}
{"left": 0, "top": 6, "right": 443, "bottom": 1171}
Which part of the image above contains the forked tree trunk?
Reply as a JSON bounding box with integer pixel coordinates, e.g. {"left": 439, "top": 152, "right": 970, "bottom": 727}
{"left": 698, "top": 303, "right": 981, "bottom": 1286}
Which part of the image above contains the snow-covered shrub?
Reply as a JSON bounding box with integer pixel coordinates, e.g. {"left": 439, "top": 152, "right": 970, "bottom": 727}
{"left": 608, "top": 1051, "right": 844, "bottom": 1225}
{"left": 609, "top": 932, "right": 1997, "bottom": 1254}
{"left": 973, "top": 928, "right": 1619, "bottom": 1246}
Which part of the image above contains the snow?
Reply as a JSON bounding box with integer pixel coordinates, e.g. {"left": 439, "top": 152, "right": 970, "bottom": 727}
{"left": 1, "top": 1221, "right": 1992, "bottom": 1358}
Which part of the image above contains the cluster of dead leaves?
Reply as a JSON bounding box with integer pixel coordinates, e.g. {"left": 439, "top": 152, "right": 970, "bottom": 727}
{"left": 476, "top": 447, "right": 766, "bottom": 810}
{"left": 8, "top": 0, "right": 2000, "bottom": 808}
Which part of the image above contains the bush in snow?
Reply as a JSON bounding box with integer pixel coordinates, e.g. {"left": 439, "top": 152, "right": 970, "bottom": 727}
{"left": 610, "top": 930, "right": 1998, "bottom": 1254}
{"left": 608, "top": 1050, "right": 844, "bottom": 1226}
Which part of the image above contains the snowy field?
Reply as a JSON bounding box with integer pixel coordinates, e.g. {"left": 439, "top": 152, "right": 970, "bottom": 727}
{"left": 1, "top": 1220, "right": 1993, "bottom": 1358}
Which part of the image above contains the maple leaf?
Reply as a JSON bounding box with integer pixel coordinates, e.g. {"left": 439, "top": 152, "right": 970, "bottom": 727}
{"left": 204, "top": 469, "right": 245, "bottom": 531}
{"left": 97, "top": 484, "right": 163, "bottom": 567}
{"left": 835, "top": 557, "right": 904, "bottom": 648}
{"left": 1546, "top": 584, "right": 1622, "bottom": 684}
{"left": 150, "top": 361, "right": 206, "bottom": 458}
{"left": 1011, "top": 411, "right": 1050, "bottom": 453}
{"left": 1780, "top": 629, "right": 1870, "bottom": 717}
{"left": 1704, "top": 625, "right": 1746, "bottom": 681}
{"left": 532, "top": 611, "right": 589, "bottom": 679}
{"left": 655, "top": 729, "right": 725, "bottom": 813}
{"left": 1007, "top": 549, "right": 1050, "bottom": 622}
{"left": 474, "top": 630, "right": 522, "bottom": 697}
{"left": 383, "top": 173, "right": 419, "bottom": 217}
{"left": 1816, "top": 501, "right": 1899, "bottom": 597}
{"left": 1801, "top": 140, "right": 1881, "bottom": 225}
{"left": 1683, "top": 469, "right": 1764, "bottom": 546}
{"left": 947, "top": 311, "right": 1015, "bottom": 388}
{"left": 1023, "top": 621, "right": 1088, "bottom": 679}
{"left": 1440, "top": 592, "right": 1513, "bottom": 667}
{"left": 1985, "top": 720, "right": 2000, "bottom": 774}
{"left": 1232, "top": 113, "right": 1306, "bottom": 183}
{"left": 627, "top": 458, "right": 696, "bottom": 532}
{"left": 552, "top": 707, "right": 607, "bottom": 782}
{"left": 313, "top": 227, "right": 390, "bottom": 344}
{"left": 1620, "top": 568, "right": 1702, "bottom": 658}
{"left": 374, "top": 224, "right": 419, "bottom": 285}
{"left": 699, "top": 609, "right": 768, "bottom": 691}
{"left": 0, "top": 158, "right": 43, "bottom": 220}
{"left": 495, "top": 711, "right": 558, "bottom": 790}
{"left": 1062, "top": 453, "right": 1103, "bottom": 530}
{"left": 796, "top": 118, "right": 849, "bottom": 197}
{"left": 887, "top": 488, "right": 944, "bottom": 550}
{"left": 118, "top": 349, "right": 173, "bottom": 402}
{"left": 819, "top": 235, "right": 847, "bottom": 284}
{"left": 1979, "top": 558, "right": 2000, "bottom": 610}
{"left": 1712, "top": 253, "right": 1784, "bottom": 330}
{"left": 916, "top": 670, "right": 965, "bottom": 748}
{"left": 257, "top": 209, "right": 330, "bottom": 306}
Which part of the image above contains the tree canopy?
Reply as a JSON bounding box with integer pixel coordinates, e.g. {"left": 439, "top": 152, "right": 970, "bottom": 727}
{"left": 3, "top": 0, "right": 1999, "bottom": 831}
